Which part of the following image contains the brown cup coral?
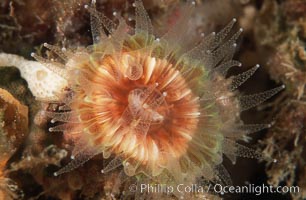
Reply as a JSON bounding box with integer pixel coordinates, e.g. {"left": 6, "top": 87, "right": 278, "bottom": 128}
{"left": 26, "top": 0, "right": 284, "bottom": 198}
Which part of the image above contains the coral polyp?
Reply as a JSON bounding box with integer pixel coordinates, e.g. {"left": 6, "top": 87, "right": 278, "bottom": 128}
{"left": 53, "top": 50, "right": 203, "bottom": 179}
{"left": 15, "top": 0, "right": 285, "bottom": 197}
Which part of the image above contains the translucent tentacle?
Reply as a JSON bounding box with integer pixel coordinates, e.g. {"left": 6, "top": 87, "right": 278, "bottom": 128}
{"left": 214, "top": 164, "right": 233, "bottom": 186}
{"left": 85, "top": 0, "right": 116, "bottom": 42}
{"left": 235, "top": 123, "right": 271, "bottom": 134}
{"left": 223, "top": 123, "right": 271, "bottom": 138}
{"left": 234, "top": 143, "right": 263, "bottom": 159}
{"left": 182, "top": 19, "right": 239, "bottom": 66}
{"left": 239, "top": 85, "right": 285, "bottom": 111}
{"left": 101, "top": 156, "right": 123, "bottom": 174}
{"left": 204, "top": 18, "right": 238, "bottom": 51}
{"left": 88, "top": 0, "right": 116, "bottom": 34}
{"left": 89, "top": 0, "right": 106, "bottom": 43}
{"left": 134, "top": 0, "right": 153, "bottom": 38}
{"left": 230, "top": 64, "right": 260, "bottom": 91}
{"left": 54, "top": 148, "right": 99, "bottom": 176}
{"left": 223, "top": 139, "right": 263, "bottom": 165}
{"left": 201, "top": 28, "right": 243, "bottom": 69}
{"left": 43, "top": 43, "right": 68, "bottom": 62}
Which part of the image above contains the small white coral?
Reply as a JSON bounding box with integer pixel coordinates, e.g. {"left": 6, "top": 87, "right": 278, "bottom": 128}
{"left": 0, "top": 53, "right": 68, "bottom": 100}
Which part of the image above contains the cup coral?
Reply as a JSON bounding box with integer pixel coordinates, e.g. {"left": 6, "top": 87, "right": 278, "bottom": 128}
{"left": 9, "top": 0, "right": 283, "bottom": 198}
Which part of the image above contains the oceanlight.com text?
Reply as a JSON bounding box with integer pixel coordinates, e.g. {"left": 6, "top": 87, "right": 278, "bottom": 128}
{"left": 130, "top": 183, "right": 300, "bottom": 196}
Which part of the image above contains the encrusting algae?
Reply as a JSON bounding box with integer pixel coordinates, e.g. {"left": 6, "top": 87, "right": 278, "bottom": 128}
{"left": 0, "top": 88, "right": 27, "bottom": 199}
{"left": 254, "top": 1, "right": 306, "bottom": 199}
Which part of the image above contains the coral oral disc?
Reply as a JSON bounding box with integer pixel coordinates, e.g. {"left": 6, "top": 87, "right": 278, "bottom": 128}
{"left": 63, "top": 52, "right": 202, "bottom": 176}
